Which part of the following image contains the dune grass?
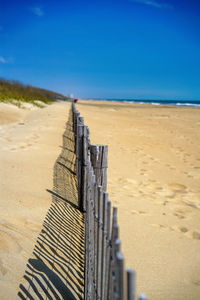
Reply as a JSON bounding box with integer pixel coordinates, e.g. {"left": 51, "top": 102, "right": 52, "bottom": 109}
{"left": 0, "top": 78, "right": 67, "bottom": 106}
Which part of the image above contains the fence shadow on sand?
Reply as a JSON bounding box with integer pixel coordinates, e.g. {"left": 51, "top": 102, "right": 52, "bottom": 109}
{"left": 18, "top": 107, "right": 85, "bottom": 300}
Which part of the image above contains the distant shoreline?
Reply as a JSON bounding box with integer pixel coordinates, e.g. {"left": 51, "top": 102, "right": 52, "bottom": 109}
{"left": 81, "top": 98, "right": 200, "bottom": 107}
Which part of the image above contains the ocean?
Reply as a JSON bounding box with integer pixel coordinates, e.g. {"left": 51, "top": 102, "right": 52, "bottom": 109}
{"left": 93, "top": 99, "right": 200, "bottom": 107}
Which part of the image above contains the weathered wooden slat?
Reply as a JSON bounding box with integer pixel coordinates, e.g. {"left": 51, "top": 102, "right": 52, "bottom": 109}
{"left": 111, "top": 220, "right": 119, "bottom": 250}
{"left": 79, "top": 116, "right": 84, "bottom": 124}
{"left": 82, "top": 125, "right": 89, "bottom": 212}
{"left": 89, "top": 173, "right": 96, "bottom": 299}
{"left": 127, "top": 269, "right": 135, "bottom": 300}
{"left": 104, "top": 199, "right": 111, "bottom": 300}
{"left": 93, "top": 182, "right": 98, "bottom": 298}
{"left": 112, "top": 239, "right": 121, "bottom": 300}
{"left": 108, "top": 207, "right": 119, "bottom": 300}
{"left": 101, "top": 192, "right": 108, "bottom": 299}
{"left": 74, "top": 111, "right": 80, "bottom": 149}
{"left": 84, "top": 166, "right": 91, "bottom": 299}
{"left": 86, "top": 168, "right": 93, "bottom": 299}
{"left": 97, "top": 186, "right": 103, "bottom": 299}
{"left": 77, "top": 125, "right": 84, "bottom": 209}
{"left": 101, "top": 145, "right": 108, "bottom": 192}
{"left": 90, "top": 145, "right": 108, "bottom": 192}
{"left": 116, "top": 252, "right": 124, "bottom": 300}
{"left": 112, "top": 206, "right": 118, "bottom": 227}
{"left": 75, "top": 115, "right": 80, "bottom": 154}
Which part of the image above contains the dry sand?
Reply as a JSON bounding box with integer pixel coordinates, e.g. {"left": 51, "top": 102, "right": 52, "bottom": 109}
{"left": 1, "top": 99, "right": 200, "bottom": 299}
{"left": 77, "top": 100, "right": 200, "bottom": 300}
{"left": 0, "top": 101, "right": 71, "bottom": 299}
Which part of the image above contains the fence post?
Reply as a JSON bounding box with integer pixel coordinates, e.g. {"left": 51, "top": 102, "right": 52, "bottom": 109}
{"left": 74, "top": 111, "right": 80, "bottom": 149}
{"left": 84, "top": 164, "right": 90, "bottom": 299}
{"left": 93, "top": 182, "right": 98, "bottom": 298}
{"left": 77, "top": 124, "right": 84, "bottom": 209}
{"left": 116, "top": 252, "right": 124, "bottom": 300}
{"left": 127, "top": 269, "right": 135, "bottom": 300}
{"left": 82, "top": 125, "right": 89, "bottom": 212}
{"left": 90, "top": 144, "right": 108, "bottom": 299}
{"left": 90, "top": 145, "right": 108, "bottom": 192}
{"left": 88, "top": 172, "right": 96, "bottom": 299}
{"left": 85, "top": 168, "right": 95, "bottom": 299}
{"left": 108, "top": 207, "right": 119, "bottom": 300}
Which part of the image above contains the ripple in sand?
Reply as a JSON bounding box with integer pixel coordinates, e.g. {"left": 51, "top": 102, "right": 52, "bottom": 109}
{"left": 167, "top": 183, "right": 187, "bottom": 193}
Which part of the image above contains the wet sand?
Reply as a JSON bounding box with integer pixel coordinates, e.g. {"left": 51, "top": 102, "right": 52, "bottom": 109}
{"left": 77, "top": 100, "right": 200, "bottom": 299}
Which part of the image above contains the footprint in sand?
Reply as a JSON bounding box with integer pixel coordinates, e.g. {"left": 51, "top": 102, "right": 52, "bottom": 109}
{"left": 187, "top": 170, "right": 200, "bottom": 179}
{"left": 172, "top": 208, "right": 188, "bottom": 219}
{"left": 165, "top": 163, "right": 176, "bottom": 170}
{"left": 131, "top": 210, "right": 147, "bottom": 215}
{"left": 170, "top": 226, "right": 200, "bottom": 240}
{"left": 140, "top": 168, "right": 148, "bottom": 176}
{"left": 117, "top": 177, "right": 138, "bottom": 186}
{"left": 151, "top": 224, "right": 166, "bottom": 229}
{"left": 192, "top": 231, "right": 200, "bottom": 240}
{"left": 9, "top": 142, "right": 33, "bottom": 151}
{"left": 193, "top": 166, "right": 200, "bottom": 170}
{"left": 176, "top": 226, "right": 189, "bottom": 233}
{"left": 172, "top": 212, "right": 185, "bottom": 219}
{"left": 174, "top": 208, "right": 191, "bottom": 215}
{"left": 167, "top": 183, "right": 187, "bottom": 194}
{"left": 182, "top": 199, "right": 199, "bottom": 209}
{"left": 191, "top": 279, "right": 200, "bottom": 286}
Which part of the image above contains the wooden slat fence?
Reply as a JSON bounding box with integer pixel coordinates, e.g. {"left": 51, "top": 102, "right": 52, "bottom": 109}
{"left": 72, "top": 103, "right": 147, "bottom": 300}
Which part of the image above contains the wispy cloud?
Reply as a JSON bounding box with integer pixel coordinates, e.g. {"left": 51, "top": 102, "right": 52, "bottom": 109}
{"left": 0, "top": 56, "right": 8, "bottom": 64}
{"left": 131, "top": 0, "right": 173, "bottom": 9}
{"left": 30, "top": 6, "right": 44, "bottom": 17}
{"left": 0, "top": 56, "right": 14, "bottom": 64}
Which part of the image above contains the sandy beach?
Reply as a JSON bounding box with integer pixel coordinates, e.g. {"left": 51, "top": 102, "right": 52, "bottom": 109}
{"left": 0, "top": 101, "right": 71, "bottom": 299}
{"left": 77, "top": 100, "right": 200, "bottom": 299}
{"left": 1, "top": 99, "right": 200, "bottom": 299}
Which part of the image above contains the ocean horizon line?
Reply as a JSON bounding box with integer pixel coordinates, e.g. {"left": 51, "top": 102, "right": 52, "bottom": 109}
{"left": 83, "top": 98, "right": 200, "bottom": 107}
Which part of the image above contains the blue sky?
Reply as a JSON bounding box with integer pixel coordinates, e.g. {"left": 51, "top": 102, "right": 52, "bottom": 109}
{"left": 0, "top": 0, "right": 200, "bottom": 99}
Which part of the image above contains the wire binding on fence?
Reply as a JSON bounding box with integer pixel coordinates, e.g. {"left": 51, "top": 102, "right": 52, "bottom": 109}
{"left": 72, "top": 102, "right": 147, "bottom": 300}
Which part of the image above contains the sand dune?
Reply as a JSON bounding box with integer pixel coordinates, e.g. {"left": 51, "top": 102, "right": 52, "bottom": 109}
{"left": 77, "top": 100, "right": 200, "bottom": 300}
